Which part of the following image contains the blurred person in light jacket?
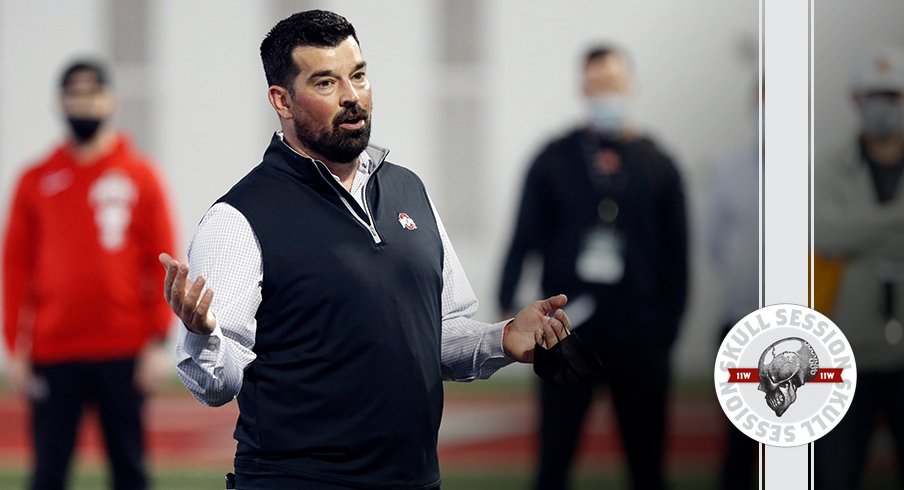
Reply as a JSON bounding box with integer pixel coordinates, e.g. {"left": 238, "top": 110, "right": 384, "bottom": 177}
{"left": 706, "top": 80, "right": 759, "bottom": 490}
{"left": 814, "top": 45, "right": 904, "bottom": 490}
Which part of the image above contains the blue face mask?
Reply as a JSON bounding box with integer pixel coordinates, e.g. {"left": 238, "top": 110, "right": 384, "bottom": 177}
{"left": 861, "top": 97, "right": 904, "bottom": 139}
{"left": 587, "top": 95, "right": 630, "bottom": 134}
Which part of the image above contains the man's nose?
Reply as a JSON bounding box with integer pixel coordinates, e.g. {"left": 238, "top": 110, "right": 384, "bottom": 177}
{"left": 338, "top": 79, "right": 360, "bottom": 106}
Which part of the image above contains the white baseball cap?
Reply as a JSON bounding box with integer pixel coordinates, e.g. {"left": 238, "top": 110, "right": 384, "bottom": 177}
{"left": 852, "top": 45, "right": 904, "bottom": 93}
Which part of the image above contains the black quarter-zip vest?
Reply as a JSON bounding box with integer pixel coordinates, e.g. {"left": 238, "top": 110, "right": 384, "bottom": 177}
{"left": 219, "top": 134, "right": 445, "bottom": 489}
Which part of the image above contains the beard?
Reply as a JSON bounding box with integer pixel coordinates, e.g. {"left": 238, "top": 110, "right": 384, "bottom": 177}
{"left": 293, "top": 104, "right": 372, "bottom": 164}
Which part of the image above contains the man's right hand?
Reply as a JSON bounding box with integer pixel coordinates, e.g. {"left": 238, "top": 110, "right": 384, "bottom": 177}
{"left": 5, "top": 354, "right": 31, "bottom": 395}
{"left": 159, "top": 252, "right": 216, "bottom": 335}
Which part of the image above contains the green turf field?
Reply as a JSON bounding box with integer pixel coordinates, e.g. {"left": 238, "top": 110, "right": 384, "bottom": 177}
{"left": 1, "top": 467, "right": 899, "bottom": 489}
{"left": 0, "top": 467, "right": 715, "bottom": 490}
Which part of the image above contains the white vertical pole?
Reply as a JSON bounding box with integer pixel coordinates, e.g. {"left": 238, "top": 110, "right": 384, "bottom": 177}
{"left": 761, "top": 0, "right": 812, "bottom": 488}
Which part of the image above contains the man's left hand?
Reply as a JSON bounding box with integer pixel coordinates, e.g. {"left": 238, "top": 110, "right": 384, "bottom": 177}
{"left": 503, "top": 294, "right": 571, "bottom": 363}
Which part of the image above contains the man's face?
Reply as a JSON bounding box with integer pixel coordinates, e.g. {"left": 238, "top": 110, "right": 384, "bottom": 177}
{"left": 287, "top": 36, "right": 372, "bottom": 164}
{"left": 60, "top": 70, "right": 114, "bottom": 121}
{"left": 582, "top": 53, "right": 633, "bottom": 99}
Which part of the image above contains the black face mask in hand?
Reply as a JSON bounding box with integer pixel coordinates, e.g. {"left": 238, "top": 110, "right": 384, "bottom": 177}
{"left": 66, "top": 117, "right": 103, "bottom": 143}
{"left": 533, "top": 332, "right": 603, "bottom": 386}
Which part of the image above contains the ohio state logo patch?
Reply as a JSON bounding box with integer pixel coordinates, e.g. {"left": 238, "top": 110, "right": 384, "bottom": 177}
{"left": 398, "top": 212, "right": 417, "bottom": 230}
{"left": 714, "top": 304, "right": 857, "bottom": 447}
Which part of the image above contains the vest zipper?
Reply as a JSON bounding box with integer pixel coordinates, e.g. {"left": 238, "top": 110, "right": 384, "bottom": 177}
{"left": 358, "top": 184, "right": 383, "bottom": 244}
{"left": 338, "top": 191, "right": 382, "bottom": 244}
{"left": 313, "top": 162, "right": 383, "bottom": 244}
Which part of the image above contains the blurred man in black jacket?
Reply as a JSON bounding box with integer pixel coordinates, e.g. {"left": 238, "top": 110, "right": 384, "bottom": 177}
{"left": 498, "top": 45, "right": 688, "bottom": 490}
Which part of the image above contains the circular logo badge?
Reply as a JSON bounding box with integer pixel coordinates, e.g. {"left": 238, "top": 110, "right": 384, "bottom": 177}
{"left": 713, "top": 304, "right": 857, "bottom": 447}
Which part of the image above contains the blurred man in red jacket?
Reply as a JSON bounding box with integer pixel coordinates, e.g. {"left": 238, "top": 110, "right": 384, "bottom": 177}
{"left": 2, "top": 59, "right": 175, "bottom": 490}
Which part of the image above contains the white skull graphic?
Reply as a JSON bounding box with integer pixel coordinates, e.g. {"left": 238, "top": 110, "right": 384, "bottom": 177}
{"left": 89, "top": 170, "right": 136, "bottom": 251}
{"left": 757, "top": 337, "right": 819, "bottom": 417}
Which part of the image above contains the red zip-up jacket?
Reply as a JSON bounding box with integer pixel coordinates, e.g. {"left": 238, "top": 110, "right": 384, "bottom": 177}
{"left": 3, "top": 134, "right": 175, "bottom": 363}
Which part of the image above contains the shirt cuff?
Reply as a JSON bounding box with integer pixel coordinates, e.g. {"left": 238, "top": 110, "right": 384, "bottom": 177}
{"left": 478, "top": 319, "right": 515, "bottom": 378}
{"left": 181, "top": 324, "right": 223, "bottom": 362}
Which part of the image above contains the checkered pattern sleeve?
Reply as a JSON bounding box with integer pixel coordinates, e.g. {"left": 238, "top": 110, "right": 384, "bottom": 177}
{"left": 173, "top": 202, "right": 262, "bottom": 407}
{"left": 431, "top": 198, "right": 514, "bottom": 381}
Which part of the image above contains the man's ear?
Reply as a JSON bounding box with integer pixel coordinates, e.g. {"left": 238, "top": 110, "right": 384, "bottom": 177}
{"left": 268, "top": 85, "right": 294, "bottom": 120}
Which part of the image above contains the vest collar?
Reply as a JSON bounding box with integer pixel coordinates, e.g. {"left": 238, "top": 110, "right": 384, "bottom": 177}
{"left": 262, "top": 132, "right": 387, "bottom": 228}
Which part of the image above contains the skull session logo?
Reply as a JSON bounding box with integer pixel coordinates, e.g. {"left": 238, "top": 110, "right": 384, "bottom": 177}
{"left": 714, "top": 304, "right": 857, "bottom": 447}
{"left": 757, "top": 338, "right": 821, "bottom": 417}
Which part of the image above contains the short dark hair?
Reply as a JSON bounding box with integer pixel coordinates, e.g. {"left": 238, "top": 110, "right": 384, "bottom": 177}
{"left": 60, "top": 59, "right": 110, "bottom": 90}
{"left": 260, "top": 10, "right": 359, "bottom": 89}
{"left": 583, "top": 45, "right": 632, "bottom": 70}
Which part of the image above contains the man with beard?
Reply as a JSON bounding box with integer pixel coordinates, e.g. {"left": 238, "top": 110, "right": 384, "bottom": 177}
{"left": 159, "top": 10, "right": 572, "bottom": 489}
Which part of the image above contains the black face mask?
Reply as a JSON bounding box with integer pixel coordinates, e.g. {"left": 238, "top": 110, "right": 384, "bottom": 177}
{"left": 66, "top": 117, "right": 103, "bottom": 143}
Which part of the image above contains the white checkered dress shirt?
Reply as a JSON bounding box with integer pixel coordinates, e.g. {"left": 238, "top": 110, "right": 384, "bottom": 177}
{"left": 174, "top": 144, "right": 513, "bottom": 406}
